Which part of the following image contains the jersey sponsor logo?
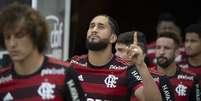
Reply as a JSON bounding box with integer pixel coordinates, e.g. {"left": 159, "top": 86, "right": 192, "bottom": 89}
{"left": 70, "top": 60, "right": 87, "bottom": 67}
{"left": 175, "top": 82, "right": 187, "bottom": 96}
{"left": 41, "top": 68, "right": 65, "bottom": 76}
{"left": 179, "top": 64, "right": 189, "bottom": 69}
{"left": 162, "top": 84, "right": 171, "bottom": 101}
{"left": 104, "top": 75, "right": 118, "bottom": 88}
{"left": 66, "top": 79, "right": 80, "bottom": 101}
{"left": 177, "top": 74, "right": 194, "bottom": 81}
{"left": 0, "top": 75, "right": 12, "bottom": 84}
{"left": 37, "top": 81, "right": 56, "bottom": 100}
{"left": 131, "top": 71, "right": 142, "bottom": 81}
{"left": 3, "top": 92, "right": 13, "bottom": 101}
{"left": 109, "top": 65, "right": 127, "bottom": 70}
{"left": 87, "top": 97, "right": 109, "bottom": 101}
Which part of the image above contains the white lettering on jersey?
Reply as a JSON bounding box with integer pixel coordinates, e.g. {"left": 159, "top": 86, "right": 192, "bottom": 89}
{"left": 41, "top": 68, "right": 65, "bottom": 76}
{"left": 0, "top": 75, "right": 12, "bottom": 84}
{"left": 37, "top": 81, "right": 56, "bottom": 100}
{"left": 131, "top": 71, "right": 142, "bottom": 81}
{"left": 66, "top": 80, "right": 80, "bottom": 101}
{"left": 162, "top": 84, "right": 171, "bottom": 101}
{"left": 87, "top": 97, "right": 109, "bottom": 101}
{"left": 177, "top": 74, "right": 194, "bottom": 81}
{"left": 109, "top": 65, "right": 127, "bottom": 70}
{"left": 104, "top": 75, "right": 118, "bottom": 88}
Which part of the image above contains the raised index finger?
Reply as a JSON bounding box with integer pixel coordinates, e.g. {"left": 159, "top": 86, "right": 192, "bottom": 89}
{"left": 133, "top": 32, "right": 138, "bottom": 45}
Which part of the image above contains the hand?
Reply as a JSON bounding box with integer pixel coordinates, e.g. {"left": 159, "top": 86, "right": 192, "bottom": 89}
{"left": 126, "top": 32, "right": 145, "bottom": 66}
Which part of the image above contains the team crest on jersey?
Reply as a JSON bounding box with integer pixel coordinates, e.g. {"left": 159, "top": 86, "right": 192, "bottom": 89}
{"left": 175, "top": 82, "right": 187, "bottom": 96}
{"left": 37, "top": 81, "right": 56, "bottom": 100}
{"left": 104, "top": 75, "right": 118, "bottom": 88}
{"left": 0, "top": 74, "right": 12, "bottom": 84}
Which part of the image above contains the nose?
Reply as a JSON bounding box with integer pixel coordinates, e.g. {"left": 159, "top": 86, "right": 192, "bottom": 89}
{"left": 185, "top": 41, "right": 191, "bottom": 48}
{"left": 91, "top": 25, "right": 98, "bottom": 33}
{"left": 158, "top": 48, "right": 165, "bottom": 55}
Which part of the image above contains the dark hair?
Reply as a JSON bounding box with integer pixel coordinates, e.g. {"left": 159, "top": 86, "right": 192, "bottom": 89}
{"left": 0, "top": 3, "right": 49, "bottom": 53}
{"left": 185, "top": 24, "right": 201, "bottom": 38}
{"left": 95, "top": 14, "right": 120, "bottom": 35}
{"left": 158, "top": 13, "right": 176, "bottom": 24}
{"left": 157, "top": 32, "right": 180, "bottom": 48}
{"left": 116, "top": 31, "right": 147, "bottom": 53}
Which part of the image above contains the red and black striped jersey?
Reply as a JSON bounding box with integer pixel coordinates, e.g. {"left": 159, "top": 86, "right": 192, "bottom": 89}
{"left": 70, "top": 55, "right": 143, "bottom": 101}
{"left": 178, "top": 55, "right": 201, "bottom": 77}
{"left": 151, "top": 66, "right": 198, "bottom": 101}
{"left": 0, "top": 56, "right": 85, "bottom": 101}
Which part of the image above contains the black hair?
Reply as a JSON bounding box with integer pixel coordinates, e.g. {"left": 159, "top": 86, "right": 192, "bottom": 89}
{"left": 185, "top": 24, "right": 201, "bottom": 38}
{"left": 96, "top": 14, "right": 120, "bottom": 35}
{"left": 116, "top": 31, "right": 147, "bottom": 53}
{"left": 158, "top": 12, "right": 176, "bottom": 24}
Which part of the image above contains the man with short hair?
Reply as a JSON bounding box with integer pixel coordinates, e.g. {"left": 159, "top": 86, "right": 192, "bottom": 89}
{"left": 0, "top": 3, "right": 85, "bottom": 101}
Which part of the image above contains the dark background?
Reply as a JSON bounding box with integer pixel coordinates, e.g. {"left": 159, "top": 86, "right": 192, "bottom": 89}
{"left": 0, "top": 0, "right": 201, "bottom": 58}
{"left": 69, "top": 0, "right": 201, "bottom": 57}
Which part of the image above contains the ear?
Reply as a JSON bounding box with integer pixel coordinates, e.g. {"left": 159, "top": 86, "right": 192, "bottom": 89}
{"left": 174, "top": 48, "right": 180, "bottom": 57}
{"left": 110, "top": 34, "right": 117, "bottom": 43}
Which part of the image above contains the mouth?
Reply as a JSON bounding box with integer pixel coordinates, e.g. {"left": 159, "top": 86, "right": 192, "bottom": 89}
{"left": 88, "top": 35, "right": 100, "bottom": 42}
{"left": 157, "top": 57, "right": 167, "bottom": 63}
{"left": 9, "top": 51, "right": 19, "bottom": 57}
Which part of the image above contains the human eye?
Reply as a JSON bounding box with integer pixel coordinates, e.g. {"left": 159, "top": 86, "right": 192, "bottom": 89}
{"left": 89, "top": 23, "right": 95, "bottom": 29}
{"left": 15, "top": 31, "right": 26, "bottom": 38}
{"left": 3, "top": 34, "right": 11, "bottom": 40}
{"left": 98, "top": 24, "right": 105, "bottom": 30}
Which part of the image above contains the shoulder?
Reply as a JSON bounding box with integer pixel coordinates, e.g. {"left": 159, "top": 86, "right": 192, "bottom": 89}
{"left": 70, "top": 55, "right": 87, "bottom": 62}
{"left": 113, "top": 55, "right": 129, "bottom": 65}
{"left": 0, "top": 66, "right": 12, "bottom": 74}
{"left": 179, "top": 67, "right": 196, "bottom": 76}
{"left": 47, "top": 56, "right": 71, "bottom": 67}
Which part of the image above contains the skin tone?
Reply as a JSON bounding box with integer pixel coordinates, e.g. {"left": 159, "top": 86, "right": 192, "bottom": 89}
{"left": 114, "top": 31, "right": 161, "bottom": 101}
{"left": 4, "top": 21, "right": 44, "bottom": 75}
{"left": 157, "top": 21, "right": 181, "bottom": 42}
{"left": 87, "top": 16, "right": 117, "bottom": 66}
{"left": 155, "top": 37, "right": 179, "bottom": 76}
{"left": 185, "top": 32, "right": 201, "bottom": 66}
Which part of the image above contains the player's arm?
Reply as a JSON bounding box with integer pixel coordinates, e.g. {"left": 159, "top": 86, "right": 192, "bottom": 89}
{"left": 64, "top": 67, "right": 86, "bottom": 101}
{"left": 129, "top": 32, "right": 162, "bottom": 101}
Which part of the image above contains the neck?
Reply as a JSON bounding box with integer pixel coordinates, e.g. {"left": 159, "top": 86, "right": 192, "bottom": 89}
{"left": 188, "top": 53, "right": 201, "bottom": 66}
{"left": 14, "top": 50, "right": 44, "bottom": 75}
{"left": 88, "top": 46, "right": 113, "bottom": 66}
{"left": 157, "top": 63, "right": 177, "bottom": 76}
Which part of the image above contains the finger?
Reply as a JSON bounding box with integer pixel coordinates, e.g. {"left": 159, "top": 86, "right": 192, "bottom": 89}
{"left": 133, "top": 32, "right": 138, "bottom": 45}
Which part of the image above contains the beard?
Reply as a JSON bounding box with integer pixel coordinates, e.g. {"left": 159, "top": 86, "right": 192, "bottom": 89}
{"left": 156, "top": 56, "right": 175, "bottom": 69}
{"left": 86, "top": 36, "right": 109, "bottom": 51}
